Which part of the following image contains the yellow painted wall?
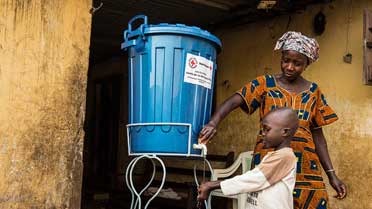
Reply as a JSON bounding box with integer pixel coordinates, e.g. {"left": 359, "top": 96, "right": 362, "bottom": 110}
{"left": 209, "top": 0, "right": 372, "bottom": 208}
{"left": 0, "top": 0, "right": 92, "bottom": 208}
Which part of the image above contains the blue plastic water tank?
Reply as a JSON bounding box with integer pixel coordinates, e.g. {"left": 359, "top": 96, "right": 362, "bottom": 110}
{"left": 122, "top": 15, "right": 221, "bottom": 157}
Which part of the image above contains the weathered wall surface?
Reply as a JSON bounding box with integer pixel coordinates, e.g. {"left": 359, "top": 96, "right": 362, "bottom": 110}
{"left": 209, "top": 0, "right": 372, "bottom": 208}
{"left": 0, "top": 0, "right": 92, "bottom": 208}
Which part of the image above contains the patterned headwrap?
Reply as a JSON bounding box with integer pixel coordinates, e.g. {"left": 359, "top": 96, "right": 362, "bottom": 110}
{"left": 274, "top": 31, "right": 319, "bottom": 63}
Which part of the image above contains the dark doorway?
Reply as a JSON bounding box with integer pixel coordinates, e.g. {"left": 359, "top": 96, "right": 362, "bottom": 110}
{"left": 93, "top": 77, "right": 121, "bottom": 189}
{"left": 82, "top": 75, "right": 124, "bottom": 209}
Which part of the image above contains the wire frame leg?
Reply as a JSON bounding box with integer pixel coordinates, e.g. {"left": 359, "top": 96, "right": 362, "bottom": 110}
{"left": 125, "top": 154, "right": 166, "bottom": 209}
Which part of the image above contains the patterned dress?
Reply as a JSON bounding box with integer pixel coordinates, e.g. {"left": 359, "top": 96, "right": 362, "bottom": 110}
{"left": 237, "top": 75, "right": 338, "bottom": 209}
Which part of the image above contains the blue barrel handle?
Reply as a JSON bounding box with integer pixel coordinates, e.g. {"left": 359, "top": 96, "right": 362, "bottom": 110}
{"left": 121, "top": 39, "right": 136, "bottom": 49}
{"left": 127, "top": 15, "right": 148, "bottom": 32}
{"left": 122, "top": 15, "right": 148, "bottom": 49}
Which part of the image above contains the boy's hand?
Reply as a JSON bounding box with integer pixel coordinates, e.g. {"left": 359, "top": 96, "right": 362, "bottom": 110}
{"left": 198, "top": 123, "right": 217, "bottom": 144}
{"left": 328, "top": 174, "right": 347, "bottom": 199}
{"left": 197, "top": 181, "right": 221, "bottom": 202}
{"left": 197, "top": 182, "right": 212, "bottom": 201}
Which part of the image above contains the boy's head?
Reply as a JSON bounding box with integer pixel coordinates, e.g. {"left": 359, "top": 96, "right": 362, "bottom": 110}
{"left": 261, "top": 107, "right": 299, "bottom": 149}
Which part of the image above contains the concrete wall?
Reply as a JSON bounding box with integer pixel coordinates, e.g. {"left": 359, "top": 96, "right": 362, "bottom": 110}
{"left": 209, "top": 1, "right": 372, "bottom": 208}
{"left": 0, "top": 0, "right": 92, "bottom": 208}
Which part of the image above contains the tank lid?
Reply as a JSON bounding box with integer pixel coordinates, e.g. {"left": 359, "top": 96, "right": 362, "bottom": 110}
{"left": 132, "top": 23, "right": 222, "bottom": 50}
{"left": 123, "top": 15, "right": 222, "bottom": 52}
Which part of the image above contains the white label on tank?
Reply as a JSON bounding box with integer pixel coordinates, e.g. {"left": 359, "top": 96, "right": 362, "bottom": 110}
{"left": 184, "top": 53, "right": 213, "bottom": 89}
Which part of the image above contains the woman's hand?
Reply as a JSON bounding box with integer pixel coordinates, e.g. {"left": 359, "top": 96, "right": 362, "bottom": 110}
{"left": 198, "top": 94, "right": 244, "bottom": 145}
{"left": 328, "top": 173, "right": 347, "bottom": 199}
{"left": 198, "top": 122, "right": 217, "bottom": 144}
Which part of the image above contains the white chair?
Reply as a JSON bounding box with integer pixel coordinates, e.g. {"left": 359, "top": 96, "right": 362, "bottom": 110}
{"left": 208, "top": 151, "right": 253, "bottom": 209}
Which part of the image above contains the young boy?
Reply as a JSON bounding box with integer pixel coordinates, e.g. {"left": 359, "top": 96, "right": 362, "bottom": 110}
{"left": 198, "top": 107, "right": 299, "bottom": 209}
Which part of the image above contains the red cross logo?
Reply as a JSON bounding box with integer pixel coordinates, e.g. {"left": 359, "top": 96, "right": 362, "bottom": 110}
{"left": 188, "top": 57, "right": 198, "bottom": 68}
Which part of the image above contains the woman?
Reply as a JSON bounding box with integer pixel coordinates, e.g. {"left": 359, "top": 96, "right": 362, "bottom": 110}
{"left": 199, "top": 31, "right": 347, "bottom": 208}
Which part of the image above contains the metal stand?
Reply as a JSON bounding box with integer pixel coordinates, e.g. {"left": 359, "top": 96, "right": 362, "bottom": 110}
{"left": 125, "top": 145, "right": 213, "bottom": 209}
{"left": 125, "top": 154, "right": 166, "bottom": 209}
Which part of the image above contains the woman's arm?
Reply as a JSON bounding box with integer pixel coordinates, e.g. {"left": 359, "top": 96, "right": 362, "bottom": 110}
{"left": 312, "top": 128, "right": 347, "bottom": 199}
{"left": 198, "top": 94, "right": 244, "bottom": 144}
